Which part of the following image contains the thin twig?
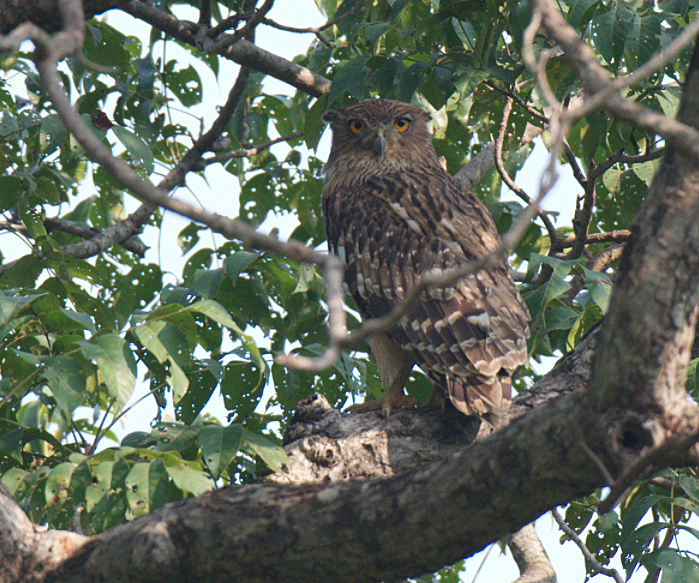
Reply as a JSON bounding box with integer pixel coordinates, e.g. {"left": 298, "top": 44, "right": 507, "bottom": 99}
{"left": 551, "top": 508, "right": 625, "bottom": 583}
{"left": 261, "top": 0, "right": 366, "bottom": 48}
{"left": 209, "top": 0, "right": 275, "bottom": 52}
{"left": 494, "top": 96, "right": 559, "bottom": 247}
{"left": 197, "top": 131, "right": 304, "bottom": 169}
{"left": 532, "top": 0, "right": 699, "bottom": 167}
{"left": 556, "top": 230, "right": 631, "bottom": 250}
{"left": 485, "top": 79, "right": 549, "bottom": 124}
{"left": 578, "top": 439, "right": 615, "bottom": 486}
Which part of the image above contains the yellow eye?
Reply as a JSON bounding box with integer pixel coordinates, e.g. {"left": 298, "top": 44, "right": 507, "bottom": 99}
{"left": 394, "top": 118, "right": 410, "bottom": 132}
{"left": 349, "top": 119, "right": 365, "bottom": 134}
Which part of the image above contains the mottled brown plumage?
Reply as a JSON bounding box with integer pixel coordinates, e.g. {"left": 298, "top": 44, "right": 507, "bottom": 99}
{"left": 321, "top": 99, "right": 530, "bottom": 427}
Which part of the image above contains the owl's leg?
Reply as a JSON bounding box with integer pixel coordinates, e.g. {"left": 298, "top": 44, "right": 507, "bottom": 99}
{"left": 423, "top": 381, "right": 448, "bottom": 409}
{"left": 346, "top": 357, "right": 416, "bottom": 417}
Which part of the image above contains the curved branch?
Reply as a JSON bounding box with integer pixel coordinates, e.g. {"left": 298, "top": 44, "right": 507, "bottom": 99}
{"left": 494, "top": 95, "right": 559, "bottom": 247}
{"left": 121, "top": 1, "right": 331, "bottom": 97}
{"left": 551, "top": 509, "right": 624, "bottom": 583}
{"left": 505, "top": 525, "right": 557, "bottom": 583}
{"left": 531, "top": 0, "right": 699, "bottom": 167}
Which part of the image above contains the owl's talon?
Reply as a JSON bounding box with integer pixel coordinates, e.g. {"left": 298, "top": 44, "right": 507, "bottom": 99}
{"left": 345, "top": 392, "right": 416, "bottom": 417}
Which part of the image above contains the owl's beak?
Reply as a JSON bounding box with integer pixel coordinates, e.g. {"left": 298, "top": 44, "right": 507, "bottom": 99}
{"left": 372, "top": 130, "right": 387, "bottom": 157}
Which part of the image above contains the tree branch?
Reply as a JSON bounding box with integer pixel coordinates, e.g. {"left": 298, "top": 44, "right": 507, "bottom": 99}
{"left": 121, "top": 1, "right": 331, "bottom": 97}
{"left": 551, "top": 508, "right": 624, "bottom": 583}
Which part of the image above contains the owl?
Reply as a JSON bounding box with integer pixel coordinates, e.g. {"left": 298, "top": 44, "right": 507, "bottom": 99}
{"left": 321, "top": 99, "right": 530, "bottom": 428}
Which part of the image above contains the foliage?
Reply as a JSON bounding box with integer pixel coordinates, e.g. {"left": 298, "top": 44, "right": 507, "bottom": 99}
{"left": 0, "top": 0, "right": 698, "bottom": 580}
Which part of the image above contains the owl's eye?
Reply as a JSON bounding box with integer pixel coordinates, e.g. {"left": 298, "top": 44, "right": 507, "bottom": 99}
{"left": 394, "top": 118, "right": 410, "bottom": 132}
{"left": 349, "top": 119, "right": 365, "bottom": 134}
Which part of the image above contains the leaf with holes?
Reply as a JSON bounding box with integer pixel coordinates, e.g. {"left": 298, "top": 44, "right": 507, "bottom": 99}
{"left": 198, "top": 424, "right": 243, "bottom": 480}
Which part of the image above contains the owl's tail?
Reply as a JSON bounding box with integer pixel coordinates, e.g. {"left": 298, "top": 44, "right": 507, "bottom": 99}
{"left": 445, "top": 373, "right": 512, "bottom": 429}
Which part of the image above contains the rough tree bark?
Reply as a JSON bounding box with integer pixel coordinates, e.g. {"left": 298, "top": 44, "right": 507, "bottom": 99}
{"left": 0, "top": 0, "right": 128, "bottom": 35}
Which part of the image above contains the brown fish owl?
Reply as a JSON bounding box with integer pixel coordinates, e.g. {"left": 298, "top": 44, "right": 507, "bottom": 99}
{"left": 321, "top": 99, "right": 530, "bottom": 428}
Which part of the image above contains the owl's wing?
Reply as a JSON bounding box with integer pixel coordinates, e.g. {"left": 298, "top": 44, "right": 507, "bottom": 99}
{"left": 323, "top": 168, "right": 529, "bottom": 417}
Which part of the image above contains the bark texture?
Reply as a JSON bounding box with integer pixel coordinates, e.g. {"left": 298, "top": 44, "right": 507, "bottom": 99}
{"left": 0, "top": 0, "right": 128, "bottom": 34}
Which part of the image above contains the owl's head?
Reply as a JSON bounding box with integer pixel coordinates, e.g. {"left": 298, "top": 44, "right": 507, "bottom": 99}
{"left": 322, "top": 99, "right": 439, "bottom": 178}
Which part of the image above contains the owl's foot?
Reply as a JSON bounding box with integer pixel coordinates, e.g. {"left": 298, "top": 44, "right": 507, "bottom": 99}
{"left": 346, "top": 391, "right": 416, "bottom": 417}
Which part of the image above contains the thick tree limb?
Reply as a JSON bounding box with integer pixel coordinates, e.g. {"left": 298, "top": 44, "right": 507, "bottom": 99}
{"left": 0, "top": 0, "right": 128, "bottom": 34}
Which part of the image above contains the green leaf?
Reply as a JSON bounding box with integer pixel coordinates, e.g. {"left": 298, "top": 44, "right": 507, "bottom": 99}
{"left": 163, "top": 61, "right": 203, "bottom": 107}
{"left": 621, "top": 521, "right": 668, "bottom": 578}
{"left": 125, "top": 458, "right": 169, "bottom": 516}
{"left": 582, "top": 267, "right": 613, "bottom": 313}
{"left": 185, "top": 299, "right": 244, "bottom": 335}
{"left": 543, "top": 305, "right": 580, "bottom": 333}
{"left": 626, "top": 13, "right": 661, "bottom": 67}
{"left": 226, "top": 251, "right": 261, "bottom": 286}
{"left": 198, "top": 424, "right": 243, "bottom": 479}
{"left": 0, "top": 427, "right": 24, "bottom": 462}
{"left": 397, "top": 61, "right": 429, "bottom": 102}
{"left": 642, "top": 550, "right": 699, "bottom": 583}
{"left": 164, "top": 460, "right": 215, "bottom": 495}
{"left": 564, "top": 501, "right": 594, "bottom": 534}
{"left": 78, "top": 334, "right": 137, "bottom": 411}
{"left": 657, "top": 87, "right": 682, "bottom": 120}
{"left": 565, "top": 0, "right": 598, "bottom": 28}
{"left": 1, "top": 467, "right": 40, "bottom": 501}
{"left": 85, "top": 460, "right": 114, "bottom": 512}
{"left": 42, "top": 355, "right": 86, "bottom": 414}
{"left": 177, "top": 222, "right": 205, "bottom": 255}
{"left": 112, "top": 126, "right": 155, "bottom": 174}
{"left": 621, "top": 494, "right": 666, "bottom": 545}
{"left": 132, "top": 320, "right": 190, "bottom": 402}
{"left": 591, "top": 4, "right": 635, "bottom": 68}
{"left": 0, "top": 176, "right": 24, "bottom": 212}
{"left": 152, "top": 422, "right": 199, "bottom": 452}
{"left": 45, "top": 462, "right": 77, "bottom": 505}
{"left": 83, "top": 21, "right": 130, "bottom": 68}
{"left": 523, "top": 254, "right": 575, "bottom": 315}
{"left": 454, "top": 68, "right": 488, "bottom": 100}
{"left": 0, "top": 292, "right": 46, "bottom": 329}
{"left": 242, "top": 430, "right": 288, "bottom": 474}
{"left": 328, "top": 55, "right": 371, "bottom": 105}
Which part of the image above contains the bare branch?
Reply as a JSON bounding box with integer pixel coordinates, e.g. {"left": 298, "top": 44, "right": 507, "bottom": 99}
{"left": 567, "top": 164, "right": 597, "bottom": 259}
{"left": 121, "top": 1, "right": 331, "bottom": 97}
{"left": 531, "top": 0, "right": 699, "bottom": 167}
{"left": 551, "top": 508, "right": 624, "bottom": 583}
{"left": 196, "top": 131, "right": 304, "bottom": 169}
{"left": 208, "top": 0, "right": 274, "bottom": 51}
{"left": 555, "top": 230, "right": 631, "bottom": 250}
{"left": 494, "top": 95, "right": 559, "bottom": 247}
